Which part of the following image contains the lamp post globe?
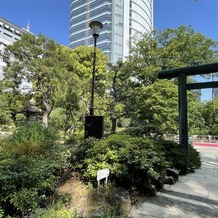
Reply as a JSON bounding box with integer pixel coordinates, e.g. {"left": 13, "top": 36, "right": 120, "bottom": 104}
{"left": 89, "top": 21, "right": 103, "bottom": 38}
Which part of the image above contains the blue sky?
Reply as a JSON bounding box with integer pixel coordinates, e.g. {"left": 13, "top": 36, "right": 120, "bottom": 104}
{"left": 0, "top": 0, "right": 217, "bottom": 100}
{"left": 0, "top": 0, "right": 70, "bottom": 45}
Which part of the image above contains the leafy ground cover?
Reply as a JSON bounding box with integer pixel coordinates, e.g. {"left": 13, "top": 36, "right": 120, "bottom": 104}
{"left": 0, "top": 123, "right": 71, "bottom": 217}
{"left": 73, "top": 134, "right": 201, "bottom": 196}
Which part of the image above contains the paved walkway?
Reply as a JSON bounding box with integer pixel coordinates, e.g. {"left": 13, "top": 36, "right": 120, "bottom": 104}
{"left": 130, "top": 146, "right": 218, "bottom": 218}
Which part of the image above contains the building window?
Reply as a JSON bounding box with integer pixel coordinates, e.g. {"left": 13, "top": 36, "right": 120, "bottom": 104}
{"left": 4, "top": 32, "right": 12, "bottom": 38}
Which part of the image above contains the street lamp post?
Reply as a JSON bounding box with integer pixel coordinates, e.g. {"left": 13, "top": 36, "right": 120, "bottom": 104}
{"left": 84, "top": 21, "right": 104, "bottom": 139}
{"left": 89, "top": 21, "right": 103, "bottom": 115}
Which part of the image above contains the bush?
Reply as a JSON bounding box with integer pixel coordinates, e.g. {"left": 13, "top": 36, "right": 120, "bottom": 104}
{"left": 74, "top": 134, "right": 168, "bottom": 195}
{"left": 36, "top": 202, "right": 82, "bottom": 218}
{"left": 3, "top": 122, "right": 58, "bottom": 155}
{"left": 73, "top": 134, "right": 201, "bottom": 196}
{"left": 157, "top": 139, "right": 201, "bottom": 174}
{"left": 0, "top": 207, "right": 4, "bottom": 218}
{"left": 0, "top": 122, "right": 72, "bottom": 217}
{"left": 10, "top": 188, "right": 38, "bottom": 216}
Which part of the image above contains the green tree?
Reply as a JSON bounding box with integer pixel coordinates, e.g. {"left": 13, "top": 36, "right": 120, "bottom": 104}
{"left": 50, "top": 46, "right": 108, "bottom": 135}
{"left": 127, "top": 79, "right": 206, "bottom": 135}
{"left": 3, "top": 34, "right": 79, "bottom": 126}
{"left": 188, "top": 96, "right": 206, "bottom": 134}
{"left": 0, "top": 81, "right": 14, "bottom": 125}
{"left": 133, "top": 80, "right": 179, "bottom": 134}
{"left": 0, "top": 64, "right": 27, "bottom": 124}
{"left": 105, "top": 62, "right": 132, "bottom": 133}
{"left": 121, "top": 26, "right": 218, "bottom": 133}
{"left": 202, "top": 100, "right": 218, "bottom": 132}
{"left": 123, "top": 32, "right": 160, "bottom": 86}
{"left": 70, "top": 46, "right": 108, "bottom": 123}
{"left": 157, "top": 26, "right": 218, "bottom": 69}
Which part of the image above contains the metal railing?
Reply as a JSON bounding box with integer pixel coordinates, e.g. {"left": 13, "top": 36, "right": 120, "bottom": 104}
{"left": 163, "top": 134, "right": 218, "bottom": 144}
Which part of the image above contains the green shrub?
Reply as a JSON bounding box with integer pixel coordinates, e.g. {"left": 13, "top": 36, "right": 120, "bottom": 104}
{"left": 65, "top": 130, "right": 84, "bottom": 145}
{"left": 157, "top": 140, "right": 201, "bottom": 174}
{"left": 49, "top": 107, "right": 66, "bottom": 131}
{"left": 3, "top": 122, "right": 58, "bottom": 155}
{"left": 10, "top": 188, "right": 38, "bottom": 216}
{"left": 74, "top": 134, "right": 168, "bottom": 195}
{"left": 36, "top": 202, "right": 82, "bottom": 218}
{"left": 188, "top": 145, "right": 202, "bottom": 171}
{"left": 0, "top": 122, "right": 72, "bottom": 217}
{"left": 73, "top": 134, "right": 201, "bottom": 196}
{"left": 0, "top": 207, "right": 4, "bottom": 218}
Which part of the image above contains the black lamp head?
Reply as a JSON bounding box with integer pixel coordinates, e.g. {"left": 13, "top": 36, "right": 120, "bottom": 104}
{"left": 89, "top": 21, "right": 103, "bottom": 37}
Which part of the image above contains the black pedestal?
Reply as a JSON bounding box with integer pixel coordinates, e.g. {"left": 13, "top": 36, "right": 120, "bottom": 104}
{"left": 85, "top": 115, "right": 104, "bottom": 139}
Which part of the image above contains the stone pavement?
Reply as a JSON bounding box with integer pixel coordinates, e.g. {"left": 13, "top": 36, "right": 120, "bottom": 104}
{"left": 130, "top": 146, "right": 218, "bottom": 218}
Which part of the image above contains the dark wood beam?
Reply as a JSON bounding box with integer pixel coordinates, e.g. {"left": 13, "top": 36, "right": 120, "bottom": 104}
{"left": 158, "top": 63, "right": 218, "bottom": 79}
{"left": 187, "top": 81, "right": 218, "bottom": 90}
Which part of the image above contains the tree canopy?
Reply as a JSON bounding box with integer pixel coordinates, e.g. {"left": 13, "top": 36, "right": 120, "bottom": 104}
{"left": 119, "top": 26, "right": 218, "bottom": 134}
{"left": 1, "top": 26, "right": 218, "bottom": 135}
{"left": 3, "top": 34, "right": 80, "bottom": 126}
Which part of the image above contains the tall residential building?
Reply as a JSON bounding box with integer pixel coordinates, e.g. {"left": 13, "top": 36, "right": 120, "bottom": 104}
{"left": 69, "top": 0, "right": 153, "bottom": 64}
{"left": 0, "top": 17, "right": 31, "bottom": 79}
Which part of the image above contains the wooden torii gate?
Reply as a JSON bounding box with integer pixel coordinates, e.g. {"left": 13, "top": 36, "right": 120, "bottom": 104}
{"left": 158, "top": 63, "right": 218, "bottom": 153}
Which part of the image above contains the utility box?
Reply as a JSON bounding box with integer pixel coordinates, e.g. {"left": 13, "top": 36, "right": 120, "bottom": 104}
{"left": 85, "top": 115, "right": 104, "bottom": 139}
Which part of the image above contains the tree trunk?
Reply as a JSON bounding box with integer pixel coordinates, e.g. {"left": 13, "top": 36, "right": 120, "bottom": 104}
{"left": 42, "top": 111, "right": 49, "bottom": 127}
{"left": 111, "top": 117, "right": 117, "bottom": 134}
{"left": 42, "top": 96, "right": 52, "bottom": 127}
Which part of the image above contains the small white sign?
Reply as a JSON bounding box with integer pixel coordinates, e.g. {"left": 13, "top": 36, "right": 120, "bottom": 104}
{"left": 97, "top": 168, "right": 110, "bottom": 181}
{"left": 97, "top": 168, "right": 110, "bottom": 193}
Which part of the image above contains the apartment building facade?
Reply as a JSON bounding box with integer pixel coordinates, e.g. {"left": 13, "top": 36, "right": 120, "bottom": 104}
{"left": 0, "top": 17, "right": 30, "bottom": 79}
{"left": 69, "top": 0, "right": 153, "bottom": 64}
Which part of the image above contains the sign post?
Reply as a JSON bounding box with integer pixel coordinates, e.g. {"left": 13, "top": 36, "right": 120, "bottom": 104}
{"left": 97, "top": 169, "right": 110, "bottom": 193}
